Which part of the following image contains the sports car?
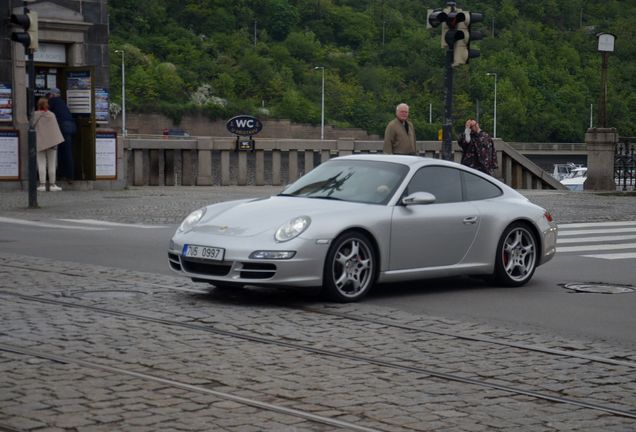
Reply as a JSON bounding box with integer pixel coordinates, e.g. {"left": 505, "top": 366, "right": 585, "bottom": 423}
{"left": 168, "top": 154, "right": 557, "bottom": 302}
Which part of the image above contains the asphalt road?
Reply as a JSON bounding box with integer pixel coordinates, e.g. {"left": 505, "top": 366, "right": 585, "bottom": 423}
{"left": 1, "top": 186, "right": 635, "bottom": 346}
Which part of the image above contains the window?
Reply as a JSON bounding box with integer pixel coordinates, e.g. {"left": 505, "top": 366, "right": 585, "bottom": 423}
{"left": 281, "top": 159, "right": 408, "bottom": 205}
{"left": 406, "top": 166, "right": 462, "bottom": 203}
{"left": 462, "top": 171, "right": 502, "bottom": 200}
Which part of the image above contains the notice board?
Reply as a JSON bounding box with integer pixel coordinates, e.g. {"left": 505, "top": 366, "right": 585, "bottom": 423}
{"left": 95, "top": 131, "right": 117, "bottom": 179}
{"left": 0, "top": 129, "right": 19, "bottom": 180}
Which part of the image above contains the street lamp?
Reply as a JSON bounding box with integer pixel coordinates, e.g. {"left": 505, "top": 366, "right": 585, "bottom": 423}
{"left": 596, "top": 32, "right": 616, "bottom": 128}
{"left": 314, "top": 66, "right": 325, "bottom": 140}
{"left": 486, "top": 72, "right": 497, "bottom": 138}
{"left": 115, "top": 49, "right": 126, "bottom": 136}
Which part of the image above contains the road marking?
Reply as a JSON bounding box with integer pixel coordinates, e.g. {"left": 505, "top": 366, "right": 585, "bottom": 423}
{"left": 582, "top": 252, "right": 636, "bottom": 260}
{"left": 557, "top": 227, "right": 636, "bottom": 236}
{"left": 0, "top": 217, "right": 107, "bottom": 231}
{"left": 559, "top": 221, "right": 636, "bottom": 228}
{"left": 557, "top": 243, "right": 636, "bottom": 253}
{"left": 557, "top": 234, "right": 636, "bottom": 244}
{"left": 57, "top": 219, "right": 169, "bottom": 229}
{"left": 556, "top": 221, "right": 636, "bottom": 259}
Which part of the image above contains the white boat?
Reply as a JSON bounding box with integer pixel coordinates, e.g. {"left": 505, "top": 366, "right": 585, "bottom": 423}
{"left": 552, "top": 163, "right": 583, "bottom": 181}
{"left": 560, "top": 166, "right": 587, "bottom": 191}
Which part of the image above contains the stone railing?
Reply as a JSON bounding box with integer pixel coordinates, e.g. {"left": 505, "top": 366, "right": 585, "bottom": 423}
{"left": 508, "top": 142, "right": 587, "bottom": 155}
{"left": 124, "top": 136, "right": 565, "bottom": 190}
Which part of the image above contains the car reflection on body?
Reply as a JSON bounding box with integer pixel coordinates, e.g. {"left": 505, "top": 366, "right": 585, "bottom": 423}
{"left": 168, "top": 155, "right": 557, "bottom": 302}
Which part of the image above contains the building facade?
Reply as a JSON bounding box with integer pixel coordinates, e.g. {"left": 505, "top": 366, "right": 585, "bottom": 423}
{"left": 1, "top": 0, "right": 121, "bottom": 190}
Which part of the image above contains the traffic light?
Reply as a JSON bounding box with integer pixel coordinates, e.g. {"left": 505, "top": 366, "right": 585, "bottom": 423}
{"left": 427, "top": 8, "right": 457, "bottom": 49}
{"left": 10, "top": 10, "right": 38, "bottom": 51}
{"left": 452, "top": 11, "right": 483, "bottom": 66}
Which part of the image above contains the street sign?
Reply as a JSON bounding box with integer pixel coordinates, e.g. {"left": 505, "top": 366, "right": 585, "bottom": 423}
{"left": 226, "top": 115, "right": 262, "bottom": 136}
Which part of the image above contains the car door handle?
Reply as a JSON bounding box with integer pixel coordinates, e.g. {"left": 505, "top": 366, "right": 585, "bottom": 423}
{"left": 463, "top": 216, "right": 478, "bottom": 224}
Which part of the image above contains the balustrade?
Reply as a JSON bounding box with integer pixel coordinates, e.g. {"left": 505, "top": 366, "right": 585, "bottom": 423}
{"left": 123, "top": 137, "right": 565, "bottom": 190}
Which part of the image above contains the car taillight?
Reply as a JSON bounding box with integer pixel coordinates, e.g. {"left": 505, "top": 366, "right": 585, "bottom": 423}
{"left": 544, "top": 211, "right": 553, "bottom": 223}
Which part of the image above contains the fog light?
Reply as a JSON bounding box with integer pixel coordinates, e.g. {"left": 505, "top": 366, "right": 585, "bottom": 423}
{"left": 249, "top": 250, "right": 296, "bottom": 260}
{"left": 169, "top": 239, "right": 181, "bottom": 251}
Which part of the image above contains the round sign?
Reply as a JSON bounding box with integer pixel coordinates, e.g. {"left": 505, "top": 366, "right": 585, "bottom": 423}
{"left": 226, "top": 115, "right": 263, "bottom": 136}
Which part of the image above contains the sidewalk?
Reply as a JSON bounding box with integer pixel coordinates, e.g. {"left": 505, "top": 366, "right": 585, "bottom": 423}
{"left": 1, "top": 186, "right": 635, "bottom": 224}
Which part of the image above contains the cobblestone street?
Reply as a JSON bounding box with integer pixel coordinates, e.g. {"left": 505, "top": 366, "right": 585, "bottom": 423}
{"left": 1, "top": 187, "right": 635, "bottom": 431}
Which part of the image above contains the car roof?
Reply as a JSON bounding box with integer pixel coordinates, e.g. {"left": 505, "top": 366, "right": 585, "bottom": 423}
{"left": 332, "top": 153, "right": 457, "bottom": 168}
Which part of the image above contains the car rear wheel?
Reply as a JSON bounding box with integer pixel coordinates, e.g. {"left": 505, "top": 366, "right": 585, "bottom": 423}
{"left": 323, "top": 232, "right": 376, "bottom": 302}
{"left": 494, "top": 222, "right": 537, "bottom": 286}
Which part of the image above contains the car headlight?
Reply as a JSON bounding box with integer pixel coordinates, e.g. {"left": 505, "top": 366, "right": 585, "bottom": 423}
{"left": 178, "top": 207, "right": 206, "bottom": 233}
{"left": 275, "top": 216, "right": 311, "bottom": 242}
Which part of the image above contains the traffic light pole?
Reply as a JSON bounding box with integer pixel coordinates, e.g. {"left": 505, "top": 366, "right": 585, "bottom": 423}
{"left": 429, "top": 2, "right": 483, "bottom": 161}
{"left": 442, "top": 48, "right": 454, "bottom": 161}
{"left": 27, "top": 47, "right": 37, "bottom": 208}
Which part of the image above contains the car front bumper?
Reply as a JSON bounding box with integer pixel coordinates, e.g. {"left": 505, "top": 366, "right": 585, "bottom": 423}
{"left": 168, "top": 235, "right": 330, "bottom": 287}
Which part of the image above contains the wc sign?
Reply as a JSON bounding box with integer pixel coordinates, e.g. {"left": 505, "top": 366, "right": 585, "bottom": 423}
{"left": 226, "top": 115, "right": 263, "bottom": 136}
{"left": 226, "top": 115, "right": 262, "bottom": 151}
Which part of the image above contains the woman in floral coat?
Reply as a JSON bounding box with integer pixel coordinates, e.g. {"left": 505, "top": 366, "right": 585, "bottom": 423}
{"left": 457, "top": 119, "right": 498, "bottom": 176}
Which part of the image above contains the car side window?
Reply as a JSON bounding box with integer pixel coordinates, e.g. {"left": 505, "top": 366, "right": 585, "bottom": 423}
{"left": 462, "top": 171, "right": 502, "bottom": 201}
{"left": 406, "top": 166, "right": 462, "bottom": 203}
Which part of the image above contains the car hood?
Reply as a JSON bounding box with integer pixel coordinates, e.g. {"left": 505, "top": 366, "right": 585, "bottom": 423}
{"left": 189, "top": 196, "right": 368, "bottom": 238}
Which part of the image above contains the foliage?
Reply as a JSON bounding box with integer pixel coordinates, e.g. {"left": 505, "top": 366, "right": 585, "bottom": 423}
{"left": 108, "top": 0, "right": 636, "bottom": 141}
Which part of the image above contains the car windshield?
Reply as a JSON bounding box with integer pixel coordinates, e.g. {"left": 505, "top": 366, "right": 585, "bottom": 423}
{"left": 280, "top": 159, "right": 408, "bottom": 205}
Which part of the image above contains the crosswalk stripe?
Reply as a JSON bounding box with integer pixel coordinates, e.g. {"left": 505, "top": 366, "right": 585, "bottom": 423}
{"left": 557, "top": 234, "right": 636, "bottom": 244}
{"left": 582, "top": 252, "right": 636, "bottom": 260}
{"left": 559, "top": 221, "right": 636, "bottom": 228}
{"left": 558, "top": 227, "right": 636, "bottom": 236}
{"left": 557, "top": 243, "right": 636, "bottom": 253}
{"left": 556, "top": 220, "right": 636, "bottom": 259}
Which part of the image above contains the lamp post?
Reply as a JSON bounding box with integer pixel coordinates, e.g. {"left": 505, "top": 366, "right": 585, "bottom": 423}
{"left": 486, "top": 72, "right": 497, "bottom": 138}
{"left": 314, "top": 66, "right": 325, "bottom": 140}
{"left": 115, "top": 49, "right": 126, "bottom": 136}
{"left": 596, "top": 32, "right": 616, "bottom": 128}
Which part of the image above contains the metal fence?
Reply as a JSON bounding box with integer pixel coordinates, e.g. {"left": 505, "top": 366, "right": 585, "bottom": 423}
{"left": 616, "top": 137, "right": 636, "bottom": 191}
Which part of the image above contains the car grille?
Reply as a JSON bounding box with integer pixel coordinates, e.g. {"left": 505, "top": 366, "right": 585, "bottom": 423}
{"left": 240, "top": 263, "right": 277, "bottom": 279}
{"left": 170, "top": 254, "right": 278, "bottom": 280}
{"left": 181, "top": 257, "right": 232, "bottom": 276}
{"left": 168, "top": 252, "right": 181, "bottom": 271}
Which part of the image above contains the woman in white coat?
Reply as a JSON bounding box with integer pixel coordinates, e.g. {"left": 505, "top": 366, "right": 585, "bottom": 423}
{"left": 33, "top": 97, "right": 65, "bottom": 191}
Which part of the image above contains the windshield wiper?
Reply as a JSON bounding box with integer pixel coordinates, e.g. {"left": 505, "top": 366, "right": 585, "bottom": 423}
{"left": 306, "top": 195, "right": 344, "bottom": 201}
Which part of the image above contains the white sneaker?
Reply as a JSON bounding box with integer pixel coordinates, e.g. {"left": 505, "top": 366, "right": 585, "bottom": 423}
{"left": 49, "top": 184, "right": 62, "bottom": 192}
{"left": 37, "top": 184, "right": 46, "bottom": 192}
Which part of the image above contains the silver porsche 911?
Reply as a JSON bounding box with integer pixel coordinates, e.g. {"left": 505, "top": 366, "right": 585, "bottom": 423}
{"left": 168, "top": 155, "right": 557, "bottom": 302}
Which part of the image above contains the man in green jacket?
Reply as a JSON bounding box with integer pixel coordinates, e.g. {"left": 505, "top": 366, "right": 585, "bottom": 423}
{"left": 383, "top": 103, "right": 416, "bottom": 155}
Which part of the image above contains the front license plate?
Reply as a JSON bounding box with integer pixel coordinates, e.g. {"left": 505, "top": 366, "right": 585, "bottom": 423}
{"left": 183, "top": 244, "right": 225, "bottom": 261}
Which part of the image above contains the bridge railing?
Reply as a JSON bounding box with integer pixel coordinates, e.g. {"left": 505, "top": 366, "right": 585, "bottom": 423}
{"left": 616, "top": 137, "right": 636, "bottom": 191}
{"left": 123, "top": 136, "right": 565, "bottom": 190}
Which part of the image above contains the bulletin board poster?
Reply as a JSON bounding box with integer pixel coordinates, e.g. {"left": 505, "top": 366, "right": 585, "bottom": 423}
{"left": 95, "top": 88, "right": 109, "bottom": 124}
{"left": 0, "top": 83, "right": 13, "bottom": 123}
{"left": 0, "top": 129, "right": 20, "bottom": 180}
{"left": 95, "top": 131, "right": 117, "bottom": 179}
{"left": 67, "top": 71, "right": 92, "bottom": 115}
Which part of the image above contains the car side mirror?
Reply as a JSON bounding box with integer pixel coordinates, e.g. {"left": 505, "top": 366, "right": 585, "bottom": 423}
{"left": 402, "top": 191, "right": 436, "bottom": 205}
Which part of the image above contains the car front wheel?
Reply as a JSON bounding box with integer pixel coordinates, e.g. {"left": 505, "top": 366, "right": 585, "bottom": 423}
{"left": 323, "top": 232, "right": 376, "bottom": 302}
{"left": 494, "top": 223, "right": 537, "bottom": 286}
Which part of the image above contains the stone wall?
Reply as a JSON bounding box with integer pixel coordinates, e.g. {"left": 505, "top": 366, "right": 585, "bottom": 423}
{"left": 116, "top": 113, "right": 381, "bottom": 140}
